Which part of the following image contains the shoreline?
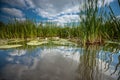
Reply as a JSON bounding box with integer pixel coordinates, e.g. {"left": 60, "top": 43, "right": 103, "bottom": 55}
{"left": 0, "top": 37, "right": 119, "bottom": 46}
{"left": 0, "top": 37, "right": 77, "bottom": 49}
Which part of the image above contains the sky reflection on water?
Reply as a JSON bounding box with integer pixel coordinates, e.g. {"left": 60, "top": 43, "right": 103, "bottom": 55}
{"left": 0, "top": 45, "right": 119, "bottom": 80}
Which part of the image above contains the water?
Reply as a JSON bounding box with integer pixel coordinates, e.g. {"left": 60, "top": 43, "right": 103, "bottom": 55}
{"left": 0, "top": 44, "right": 120, "bottom": 80}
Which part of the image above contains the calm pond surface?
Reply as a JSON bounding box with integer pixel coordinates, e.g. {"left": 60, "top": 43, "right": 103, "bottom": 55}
{"left": 0, "top": 44, "right": 120, "bottom": 80}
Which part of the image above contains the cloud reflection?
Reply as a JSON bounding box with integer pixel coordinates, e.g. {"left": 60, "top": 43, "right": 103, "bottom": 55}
{"left": 9, "top": 49, "right": 27, "bottom": 56}
{"left": 0, "top": 46, "right": 119, "bottom": 80}
{"left": 1, "top": 46, "right": 80, "bottom": 80}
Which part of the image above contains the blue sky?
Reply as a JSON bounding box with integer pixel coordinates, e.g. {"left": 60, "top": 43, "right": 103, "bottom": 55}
{"left": 0, "top": 0, "right": 120, "bottom": 25}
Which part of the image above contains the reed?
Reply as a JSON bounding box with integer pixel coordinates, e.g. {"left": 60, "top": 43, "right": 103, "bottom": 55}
{"left": 0, "top": 0, "right": 119, "bottom": 45}
{"left": 78, "top": 0, "right": 120, "bottom": 45}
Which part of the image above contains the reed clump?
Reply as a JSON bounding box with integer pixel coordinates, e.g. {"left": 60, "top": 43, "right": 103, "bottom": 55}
{"left": 79, "top": 0, "right": 120, "bottom": 45}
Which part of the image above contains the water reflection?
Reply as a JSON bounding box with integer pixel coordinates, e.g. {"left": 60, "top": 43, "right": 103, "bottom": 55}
{"left": 0, "top": 46, "right": 80, "bottom": 80}
{"left": 0, "top": 45, "right": 119, "bottom": 80}
{"left": 76, "top": 45, "right": 120, "bottom": 80}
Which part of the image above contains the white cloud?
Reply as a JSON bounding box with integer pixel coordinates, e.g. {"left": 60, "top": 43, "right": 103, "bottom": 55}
{"left": 24, "top": 0, "right": 80, "bottom": 19}
{"left": 25, "top": 0, "right": 114, "bottom": 18}
{"left": 1, "top": 0, "right": 115, "bottom": 24}
{"left": 25, "top": 0, "right": 114, "bottom": 25}
{"left": 98, "top": 0, "right": 114, "bottom": 7}
{"left": 25, "top": 0, "right": 81, "bottom": 25}
{"left": 104, "top": 0, "right": 114, "bottom": 5}
{"left": 1, "top": 0, "right": 26, "bottom": 8}
{"left": 24, "top": 0, "right": 35, "bottom": 8}
{"left": 15, "top": 17, "right": 26, "bottom": 21}
{"left": 1, "top": 7, "right": 24, "bottom": 18}
{"left": 50, "top": 14, "right": 80, "bottom": 25}
{"left": 117, "top": 15, "right": 120, "bottom": 18}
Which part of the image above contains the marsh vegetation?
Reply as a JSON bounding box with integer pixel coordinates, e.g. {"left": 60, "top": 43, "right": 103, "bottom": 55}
{"left": 0, "top": 0, "right": 120, "bottom": 45}
{"left": 0, "top": 1, "right": 120, "bottom": 80}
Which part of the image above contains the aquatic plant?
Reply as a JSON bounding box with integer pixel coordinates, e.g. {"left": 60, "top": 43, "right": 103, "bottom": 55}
{"left": 78, "top": 0, "right": 120, "bottom": 45}
{"left": 79, "top": 0, "right": 106, "bottom": 45}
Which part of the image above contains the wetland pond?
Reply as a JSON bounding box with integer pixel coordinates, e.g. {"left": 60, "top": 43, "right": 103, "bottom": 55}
{"left": 0, "top": 43, "right": 120, "bottom": 80}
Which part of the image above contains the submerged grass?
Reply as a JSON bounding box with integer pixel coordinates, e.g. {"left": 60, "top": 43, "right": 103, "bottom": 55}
{"left": 26, "top": 40, "right": 48, "bottom": 46}
{"left": 0, "top": 44, "right": 22, "bottom": 49}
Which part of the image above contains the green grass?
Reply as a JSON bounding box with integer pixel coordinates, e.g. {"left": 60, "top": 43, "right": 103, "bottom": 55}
{"left": 0, "top": 0, "right": 119, "bottom": 46}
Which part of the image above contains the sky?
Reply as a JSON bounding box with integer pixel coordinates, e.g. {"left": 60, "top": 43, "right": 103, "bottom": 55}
{"left": 0, "top": 0, "right": 120, "bottom": 25}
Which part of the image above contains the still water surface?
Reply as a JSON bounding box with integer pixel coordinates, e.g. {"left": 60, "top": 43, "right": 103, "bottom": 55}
{"left": 0, "top": 44, "right": 120, "bottom": 80}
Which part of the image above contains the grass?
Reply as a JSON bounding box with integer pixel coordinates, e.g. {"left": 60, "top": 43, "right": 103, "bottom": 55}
{"left": 0, "top": 0, "right": 120, "bottom": 46}
{"left": 105, "top": 41, "right": 120, "bottom": 45}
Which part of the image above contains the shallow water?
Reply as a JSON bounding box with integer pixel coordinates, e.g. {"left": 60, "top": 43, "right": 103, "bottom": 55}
{"left": 0, "top": 44, "right": 120, "bottom": 80}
